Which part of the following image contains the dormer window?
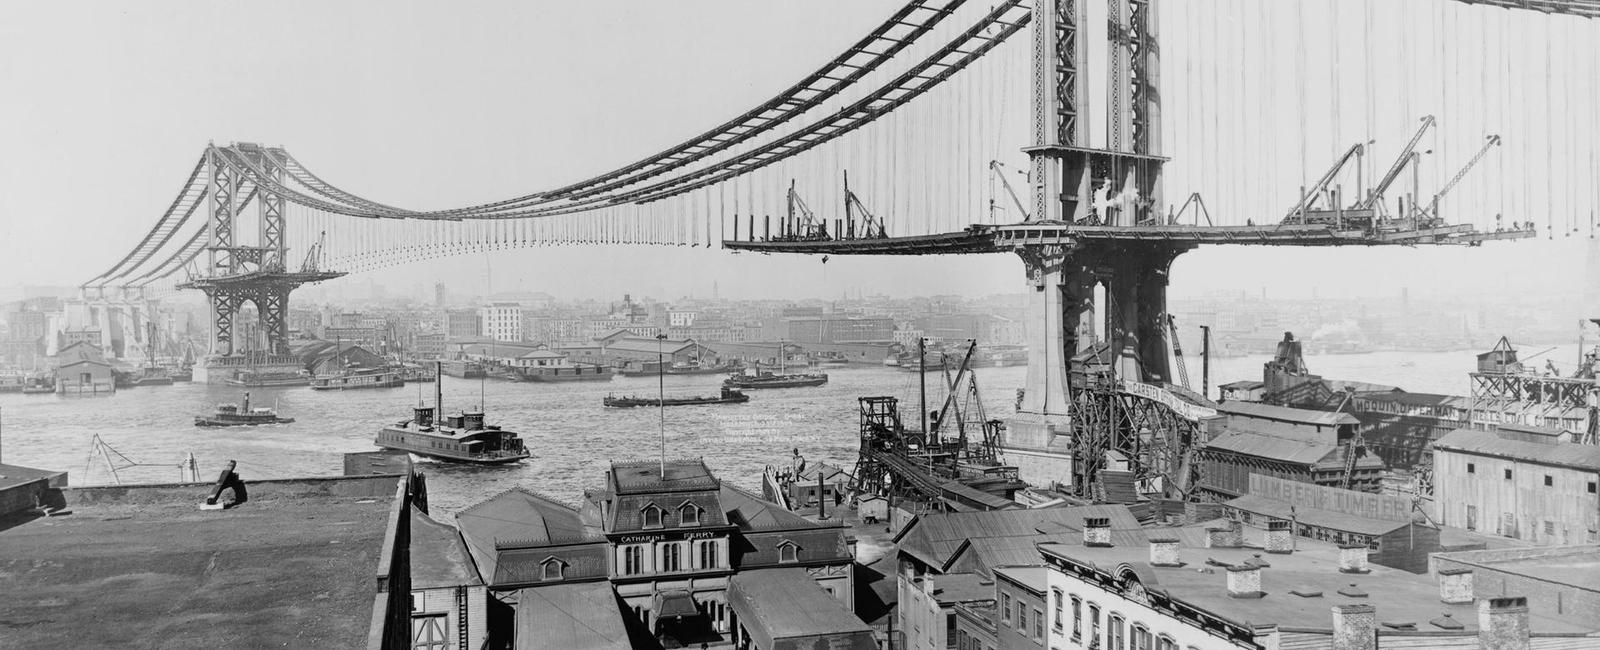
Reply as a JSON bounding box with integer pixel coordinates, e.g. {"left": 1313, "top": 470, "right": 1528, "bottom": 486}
{"left": 778, "top": 540, "right": 799, "bottom": 563}
{"left": 679, "top": 502, "right": 700, "bottom": 527}
{"left": 541, "top": 558, "right": 565, "bottom": 581}
{"left": 642, "top": 504, "right": 663, "bottom": 529}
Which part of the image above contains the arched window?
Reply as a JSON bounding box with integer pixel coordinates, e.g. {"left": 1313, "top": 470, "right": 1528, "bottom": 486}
{"left": 662, "top": 542, "right": 682, "bottom": 572}
{"left": 1155, "top": 634, "right": 1177, "bottom": 650}
{"left": 1051, "top": 589, "right": 1064, "bottom": 632}
{"left": 679, "top": 502, "right": 700, "bottom": 526}
{"left": 541, "top": 558, "right": 564, "bottom": 581}
{"left": 698, "top": 540, "right": 719, "bottom": 569}
{"left": 1131, "top": 623, "right": 1153, "bottom": 650}
{"left": 778, "top": 541, "right": 799, "bottom": 563}
{"left": 623, "top": 545, "right": 645, "bottom": 575}
{"left": 642, "top": 504, "right": 663, "bottom": 528}
{"left": 1107, "top": 614, "right": 1125, "bottom": 650}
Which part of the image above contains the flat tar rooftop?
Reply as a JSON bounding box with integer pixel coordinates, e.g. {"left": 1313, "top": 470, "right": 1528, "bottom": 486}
{"left": 0, "top": 474, "right": 403, "bottom": 649}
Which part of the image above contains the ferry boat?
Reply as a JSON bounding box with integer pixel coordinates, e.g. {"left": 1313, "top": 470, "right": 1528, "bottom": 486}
{"left": 130, "top": 366, "right": 175, "bottom": 387}
{"left": 439, "top": 359, "right": 486, "bottom": 379}
{"left": 310, "top": 367, "right": 405, "bottom": 390}
{"left": 616, "top": 360, "right": 735, "bottom": 377}
{"left": 373, "top": 367, "right": 530, "bottom": 464}
{"left": 224, "top": 370, "right": 311, "bottom": 388}
{"left": 195, "top": 392, "right": 295, "bottom": 427}
{"left": 514, "top": 364, "right": 614, "bottom": 382}
{"left": 603, "top": 386, "right": 750, "bottom": 408}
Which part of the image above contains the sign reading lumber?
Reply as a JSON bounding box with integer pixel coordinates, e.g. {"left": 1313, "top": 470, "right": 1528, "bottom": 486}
{"left": 1247, "top": 474, "right": 1412, "bottom": 523}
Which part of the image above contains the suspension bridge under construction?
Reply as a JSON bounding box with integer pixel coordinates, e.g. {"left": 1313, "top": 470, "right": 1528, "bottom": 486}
{"left": 74, "top": 0, "right": 1600, "bottom": 501}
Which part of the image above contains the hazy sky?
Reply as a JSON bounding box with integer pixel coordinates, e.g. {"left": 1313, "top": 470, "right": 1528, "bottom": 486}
{"left": 1, "top": 1, "right": 1595, "bottom": 303}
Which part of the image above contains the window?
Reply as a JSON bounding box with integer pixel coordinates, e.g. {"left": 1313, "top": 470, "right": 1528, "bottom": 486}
{"left": 1088, "top": 604, "right": 1101, "bottom": 648}
{"left": 1033, "top": 607, "right": 1043, "bottom": 640}
{"left": 1016, "top": 603, "right": 1027, "bottom": 631}
{"left": 643, "top": 505, "right": 663, "bottom": 528}
{"left": 1131, "top": 624, "right": 1152, "bottom": 650}
{"left": 1544, "top": 521, "right": 1556, "bottom": 537}
{"left": 541, "top": 559, "right": 563, "bottom": 581}
{"left": 623, "top": 545, "right": 645, "bottom": 575}
{"left": 778, "top": 541, "right": 798, "bottom": 563}
{"left": 411, "top": 614, "right": 448, "bottom": 650}
{"left": 1156, "top": 635, "right": 1177, "bottom": 650}
{"left": 680, "top": 503, "right": 700, "bottom": 526}
{"left": 1545, "top": 475, "right": 1554, "bottom": 487}
{"left": 698, "top": 540, "right": 719, "bottom": 569}
{"left": 1001, "top": 593, "right": 1012, "bottom": 623}
{"left": 1466, "top": 505, "right": 1478, "bottom": 531}
{"left": 1590, "top": 482, "right": 1598, "bottom": 494}
{"left": 1107, "top": 615, "right": 1125, "bottom": 650}
{"left": 948, "top": 612, "right": 959, "bottom": 648}
{"left": 1070, "top": 596, "right": 1082, "bottom": 640}
{"left": 662, "top": 542, "right": 682, "bottom": 572}
{"left": 1051, "top": 589, "right": 1063, "bottom": 631}
{"left": 1467, "top": 462, "right": 1475, "bottom": 474}
{"left": 1504, "top": 468, "right": 1513, "bottom": 480}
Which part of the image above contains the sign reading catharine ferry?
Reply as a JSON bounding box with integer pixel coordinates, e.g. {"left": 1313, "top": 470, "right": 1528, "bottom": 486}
{"left": 1248, "top": 474, "right": 1412, "bottom": 523}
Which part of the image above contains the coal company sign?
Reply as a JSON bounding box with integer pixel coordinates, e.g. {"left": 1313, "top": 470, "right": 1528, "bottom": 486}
{"left": 1248, "top": 474, "right": 1412, "bottom": 522}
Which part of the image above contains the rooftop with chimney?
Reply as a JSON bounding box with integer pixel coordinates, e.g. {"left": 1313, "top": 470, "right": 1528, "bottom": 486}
{"left": 1037, "top": 520, "right": 1600, "bottom": 642}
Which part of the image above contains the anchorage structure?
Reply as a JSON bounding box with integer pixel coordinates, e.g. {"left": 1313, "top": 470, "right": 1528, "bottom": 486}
{"left": 179, "top": 144, "right": 343, "bottom": 382}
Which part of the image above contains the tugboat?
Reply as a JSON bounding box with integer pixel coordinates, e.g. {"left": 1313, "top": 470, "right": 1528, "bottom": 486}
{"left": 373, "top": 363, "right": 531, "bottom": 464}
{"left": 195, "top": 392, "right": 295, "bottom": 427}
{"left": 603, "top": 386, "right": 750, "bottom": 408}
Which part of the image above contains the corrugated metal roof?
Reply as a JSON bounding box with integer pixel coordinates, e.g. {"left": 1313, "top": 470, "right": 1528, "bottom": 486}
{"left": 515, "top": 583, "right": 633, "bottom": 650}
{"left": 895, "top": 505, "right": 1141, "bottom": 571}
{"left": 727, "top": 568, "right": 875, "bottom": 648}
{"left": 1432, "top": 428, "right": 1600, "bottom": 472}
{"left": 1202, "top": 430, "right": 1338, "bottom": 465}
{"left": 1218, "top": 401, "right": 1361, "bottom": 426}
{"left": 1223, "top": 494, "right": 1413, "bottom": 536}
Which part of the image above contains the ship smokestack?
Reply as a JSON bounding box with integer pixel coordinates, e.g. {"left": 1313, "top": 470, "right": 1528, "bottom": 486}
{"left": 435, "top": 360, "right": 444, "bottom": 418}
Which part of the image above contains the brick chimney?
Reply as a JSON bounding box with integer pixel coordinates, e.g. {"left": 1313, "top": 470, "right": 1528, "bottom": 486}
{"left": 1338, "top": 544, "right": 1370, "bottom": 574}
{"left": 1083, "top": 517, "right": 1112, "bottom": 547}
{"left": 1226, "top": 564, "right": 1264, "bottom": 598}
{"left": 1263, "top": 519, "right": 1293, "bottom": 554}
{"left": 1437, "top": 567, "right": 1473, "bottom": 604}
{"left": 1206, "top": 520, "right": 1243, "bottom": 548}
{"left": 1477, "top": 597, "right": 1530, "bottom": 650}
{"left": 1149, "top": 537, "right": 1182, "bottom": 567}
{"left": 1331, "top": 604, "right": 1377, "bottom": 650}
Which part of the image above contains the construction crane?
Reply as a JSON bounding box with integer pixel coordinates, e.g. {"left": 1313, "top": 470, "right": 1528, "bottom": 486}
{"left": 1417, "top": 135, "right": 1501, "bottom": 224}
{"left": 1283, "top": 143, "right": 1367, "bottom": 223}
{"left": 785, "top": 180, "right": 827, "bottom": 240}
{"left": 843, "top": 171, "right": 889, "bottom": 239}
{"left": 1167, "top": 314, "right": 1191, "bottom": 390}
{"left": 1355, "top": 115, "right": 1436, "bottom": 217}
{"left": 988, "top": 160, "right": 1031, "bottom": 222}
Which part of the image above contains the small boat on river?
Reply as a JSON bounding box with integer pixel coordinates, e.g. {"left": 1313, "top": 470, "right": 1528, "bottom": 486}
{"left": 724, "top": 370, "right": 828, "bottom": 389}
{"left": 195, "top": 392, "right": 295, "bottom": 427}
{"left": 603, "top": 386, "right": 750, "bottom": 408}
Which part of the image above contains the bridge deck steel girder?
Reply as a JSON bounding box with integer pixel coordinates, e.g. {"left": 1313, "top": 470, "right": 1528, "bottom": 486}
{"left": 1453, "top": 0, "right": 1600, "bottom": 19}
{"left": 721, "top": 223, "right": 1537, "bottom": 255}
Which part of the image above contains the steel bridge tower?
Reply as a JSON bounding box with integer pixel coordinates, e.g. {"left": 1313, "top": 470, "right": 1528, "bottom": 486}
{"left": 1002, "top": 0, "right": 1182, "bottom": 494}
{"left": 180, "top": 143, "right": 343, "bottom": 383}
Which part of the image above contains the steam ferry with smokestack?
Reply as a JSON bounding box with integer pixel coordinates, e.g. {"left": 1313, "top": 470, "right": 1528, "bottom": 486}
{"left": 373, "top": 363, "right": 531, "bottom": 464}
{"left": 195, "top": 392, "right": 295, "bottom": 427}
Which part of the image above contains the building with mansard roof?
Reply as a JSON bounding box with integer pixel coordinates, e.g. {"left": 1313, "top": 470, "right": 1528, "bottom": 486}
{"left": 454, "top": 458, "right": 858, "bottom": 649}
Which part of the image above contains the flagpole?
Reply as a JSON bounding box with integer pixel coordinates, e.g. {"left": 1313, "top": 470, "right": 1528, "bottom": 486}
{"left": 657, "top": 334, "right": 667, "bottom": 478}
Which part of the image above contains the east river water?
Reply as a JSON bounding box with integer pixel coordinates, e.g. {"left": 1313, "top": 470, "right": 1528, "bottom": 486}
{"left": 0, "top": 346, "right": 1576, "bottom": 516}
